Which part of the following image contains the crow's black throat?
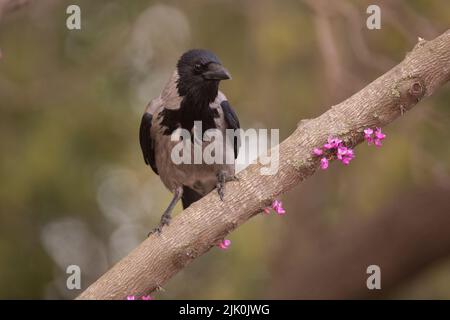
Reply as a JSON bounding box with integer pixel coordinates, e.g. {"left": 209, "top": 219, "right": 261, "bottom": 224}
{"left": 159, "top": 81, "right": 220, "bottom": 135}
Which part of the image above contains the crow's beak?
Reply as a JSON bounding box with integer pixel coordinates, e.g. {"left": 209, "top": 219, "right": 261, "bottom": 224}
{"left": 202, "top": 63, "right": 232, "bottom": 80}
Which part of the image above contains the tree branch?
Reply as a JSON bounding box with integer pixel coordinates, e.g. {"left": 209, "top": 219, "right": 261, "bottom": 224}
{"left": 77, "top": 30, "right": 450, "bottom": 300}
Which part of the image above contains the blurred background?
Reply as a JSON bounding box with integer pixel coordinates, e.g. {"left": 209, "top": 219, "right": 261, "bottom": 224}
{"left": 0, "top": 0, "right": 449, "bottom": 299}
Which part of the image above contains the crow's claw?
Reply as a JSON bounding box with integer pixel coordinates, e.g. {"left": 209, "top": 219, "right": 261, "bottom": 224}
{"left": 216, "top": 171, "right": 237, "bottom": 201}
{"left": 217, "top": 182, "right": 225, "bottom": 201}
{"left": 148, "top": 215, "right": 171, "bottom": 237}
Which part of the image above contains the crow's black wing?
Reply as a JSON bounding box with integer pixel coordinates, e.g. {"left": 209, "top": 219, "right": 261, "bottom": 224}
{"left": 220, "top": 100, "right": 241, "bottom": 159}
{"left": 139, "top": 112, "right": 158, "bottom": 175}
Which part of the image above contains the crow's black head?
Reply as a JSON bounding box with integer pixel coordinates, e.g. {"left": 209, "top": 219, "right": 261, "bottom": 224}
{"left": 176, "top": 49, "right": 231, "bottom": 100}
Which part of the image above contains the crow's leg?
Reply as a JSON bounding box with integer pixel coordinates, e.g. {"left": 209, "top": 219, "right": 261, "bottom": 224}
{"left": 216, "top": 171, "right": 238, "bottom": 201}
{"left": 148, "top": 186, "right": 183, "bottom": 236}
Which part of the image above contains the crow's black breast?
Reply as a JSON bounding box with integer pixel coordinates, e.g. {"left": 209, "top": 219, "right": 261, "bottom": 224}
{"left": 159, "top": 99, "right": 220, "bottom": 136}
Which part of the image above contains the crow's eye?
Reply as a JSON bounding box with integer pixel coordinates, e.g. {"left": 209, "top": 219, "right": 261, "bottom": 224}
{"left": 194, "top": 63, "right": 202, "bottom": 73}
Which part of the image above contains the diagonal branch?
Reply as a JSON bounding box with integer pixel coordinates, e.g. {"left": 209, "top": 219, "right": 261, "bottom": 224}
{"left": 77, "top": 30, "right": 450, "bottom": 300}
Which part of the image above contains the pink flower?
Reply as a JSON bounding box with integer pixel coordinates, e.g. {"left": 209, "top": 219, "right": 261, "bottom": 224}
{"left": 272, "top": 199, "right": 281, "bottom": 208}
{"left": 374, "top": 127, "right": 386, "bottom": 140}
{"left": 323, "top": 137, "right": 342, "bottom": 149}
{"left": 364, "top": 128, "right": 374, "bottom": 145}
{"left": 364, "top": 127, "right": 386, "bottom": 147}
{"left": 337, "top": 146, "right": 347, "bottom": 160}
{"left": 364, "top": 128, "right": 373, "bottom": 137}
{"left": 341, "top": 157, "right": 351, "bottom": 165}
{"left": 312, "top": 136, "right": 358, "bottom": 169}
{"left": 313, "top": 148, "right": 323, "bottom": 156}
{"left": 320, "top": 157, "right": 329, "bottom": 170}
{"left": 142, "top": 295, "right": 153, "bottom": 300}
{"left": 127, "top": 295, "right": 135, "bottom": 300}
{"left": 218, "top": 239, "right": 231, "bottom": 250}
{"left": 323, "top": 137, "right": 342, "bottom": 150}
{"left": 336, "top": 146, "right": 355, "bottom": 165}
{"left": 373, "top": 127, "right": 386, "bottom": 147}
{"left": 374, "top": 139, "right": 382, "bottom": 147}
{"left": 331, "top": 137, "right": 343, "bottom": 146}
{"left": 263, "top": 199, "right": 287, "bottom": 215}
{"left": 272, "top": 200, "right": 286, "bottom": 215}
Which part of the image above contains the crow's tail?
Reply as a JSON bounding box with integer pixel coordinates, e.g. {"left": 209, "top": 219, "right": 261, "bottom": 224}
{"left": 181, "top": 186, "right": 203, "bottom": 209}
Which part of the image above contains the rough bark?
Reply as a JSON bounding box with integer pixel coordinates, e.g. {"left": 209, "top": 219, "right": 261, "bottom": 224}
{"left": 78, "top": 30, "right": 450, "bottom": 300}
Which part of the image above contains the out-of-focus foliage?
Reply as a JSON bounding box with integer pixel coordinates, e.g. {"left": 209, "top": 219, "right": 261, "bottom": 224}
{"left": 0, "top": 0, "right": 449, "bottom": 299}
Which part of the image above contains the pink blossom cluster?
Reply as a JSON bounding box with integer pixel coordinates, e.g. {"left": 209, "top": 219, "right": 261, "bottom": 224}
{"left": 127, "top": 295, "right": 153, "bottom": 300}
{"left": 218, "top": 239, "right": 231, "bottom": 250}
{"left": 364, "top": 127, "right": 386, "bottom": 147}
{"left": 312, "top": 128, "right": 387, "bottom": 170}
{"left": 263, "top": 199, "right": 286, "bottom": 215}
{"left": 313, "top": 137, "right": 355, "bottom": 170}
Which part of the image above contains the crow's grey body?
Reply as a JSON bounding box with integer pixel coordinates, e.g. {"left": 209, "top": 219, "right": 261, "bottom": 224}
{"left": 139, "top": 49, "right": 240, "bottom": 233}
{"left": 146, "top": 71, "right": 235, "bottom": 197}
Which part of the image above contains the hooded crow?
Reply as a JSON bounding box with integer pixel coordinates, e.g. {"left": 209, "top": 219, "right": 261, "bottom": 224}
{"left": 139, "top": 49, "right": 240, "bottom": 234}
